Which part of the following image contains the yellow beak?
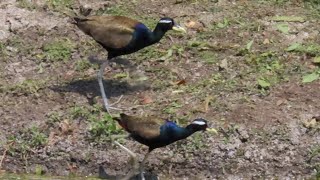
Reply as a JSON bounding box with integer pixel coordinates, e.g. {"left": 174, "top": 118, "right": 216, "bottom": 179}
{"left": 172, "top": 24, "right": 187, "bottom": 33}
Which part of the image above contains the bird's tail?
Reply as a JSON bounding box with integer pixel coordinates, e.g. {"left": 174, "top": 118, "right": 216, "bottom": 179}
{"left": 113, "top": 113, "right": 128, "bottom": 121}
{"left": 59, "top": 5, "right": 92, "bottom": 25}
{"left": 112, "top": 116, "right": 121, "bottom": 122}
{"left": 112, "top": 113, "right": 129, "bottom": 131}
{"left": 113, "top": 113, "right": 128, "bottom": 124}
{"left": 72, "top": 17, "right": 87, "bottom": 25}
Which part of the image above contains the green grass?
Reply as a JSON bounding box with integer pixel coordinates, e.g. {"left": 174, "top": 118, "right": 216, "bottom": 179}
{"left": 180, "top": 48, "right": 291, "bottom": 97}
{"left": 1, "top": 79, "right": 48, "bottom": 96}
{"left": 307, "top": 145, "right": 320, "bottom": 179}
{"left": 302, "top": 68, "right": 320, "bottom": 83}
{"left": 0, "top": 42, "right": 7, "bottom": 57}
{"left": 28, "top": 126, "right": 48, "bottom": 147}
{"left": 285, "top": 43, "right": 320, "bottom": 83}
{"left": 6, "top": 37, "right": 34, "bottom": 56}
{"left": 133, "top": 47, "right": 166, "bottom": 63}
{"left": 304, "top": 0, "right": 320, "bottom": 11}
{"left": 0, "top": 173, "right": 101, "bottom": 180}
{"left": 245, "top": 52, "right": 286, "bottom": 89}
{"left": 163, "top": 101, "right": 183, "bottom": 114}
{"left": 8, "top": 126, "right": 48, "bottom": 157}
{"left": 96, "top": 4, "right": 130, "bottom": 16}
{"left": 70, "top": 105, "right": 123, "bottom": 142}
{"left": 46, "top": 0, "right": 74, "bottom": 10}
{"left": 88, "top": 114, "right": 121, "bottom": 140}
{"left": 138, "top": 16, "right": 159, "bottom": 29}
{"left": 178, "top": 133, "right": 208, "bottom": 153}
{"left": 74, "top": 59, "right": 97, "bottom": 72}
{"left": 17, "top": 0, "right": 37, "bottom": 10}
{"left": 40, "top": 38, "right": 75, "bottom": 62}
{"left": 45, "top": 104, "right": 123, "bottom": 143}
{"left": 213, "top": 17, "right": 230, "bottom": 29}
{"left": 286, "top": 43, "right": 320, "bottom": 56}
{"left": 46, "top": 111, "right": 63, "bottom": 127}
{"left": 199, "top": 50, "right": 218, "bottom": 64}
{"left": 308, "top": 145, "right": 320, "bottom": 162}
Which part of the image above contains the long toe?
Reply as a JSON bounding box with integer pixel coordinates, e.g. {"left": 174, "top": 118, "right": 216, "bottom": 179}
{"left": 104, "top": 95, "right": 124, "bottom": 114}
{"left": 104, "top": 105, "right": 122, "bottom": 115}
{"left": 140, "top": 172, "right": 145, "bottom": 180}
{"left": 106, "top": 105, "right": 122, "bottom": 111}
{"left": 109, "top": 95, "right": 124, "bottom": 107}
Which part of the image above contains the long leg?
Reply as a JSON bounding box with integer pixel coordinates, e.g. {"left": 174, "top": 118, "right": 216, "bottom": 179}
{"left": 114, "top": 141, "right": 139, "bottom": 168}
{"left": 139, "top": 150, "right": 152, "bottom": 180}
{"left": 98, "top": 61, "right": 123, "bottom": 114}
{"left": 111, "top": 135, "right": 139, "bottom": 170}
{"left": 99, "top": 135, "right": 139, "bottom": 180}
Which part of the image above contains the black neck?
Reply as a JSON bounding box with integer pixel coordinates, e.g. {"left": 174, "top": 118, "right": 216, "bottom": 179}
{"left": 172, "top": 125, "right": 199, "bottom": 141}
{"left": 150, "top": 25, "right": 168, "bottom": 44}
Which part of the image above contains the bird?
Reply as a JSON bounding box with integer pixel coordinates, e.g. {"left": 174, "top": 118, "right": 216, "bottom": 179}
{"left": 72, "top": 15, "right": 186, "bottom": 114}
{"left": 112, "top": 113, "right": 211, "bottom": 180}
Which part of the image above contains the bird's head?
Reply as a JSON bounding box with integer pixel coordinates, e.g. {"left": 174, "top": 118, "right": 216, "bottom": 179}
{"left": 157, "top": 17, "right": 186, "bottom": 33}
{"left": 186, "top": 118, "right": 208, "bottom": 132}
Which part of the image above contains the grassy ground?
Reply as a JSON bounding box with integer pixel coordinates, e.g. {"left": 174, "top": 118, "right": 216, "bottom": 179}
{"left": 0, "top": 0, "right": 320, "bottom": 179}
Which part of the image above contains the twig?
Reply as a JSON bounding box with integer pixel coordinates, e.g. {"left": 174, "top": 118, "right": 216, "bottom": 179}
{"left": 0, "top": 142, "right": 14, "bottom": 169}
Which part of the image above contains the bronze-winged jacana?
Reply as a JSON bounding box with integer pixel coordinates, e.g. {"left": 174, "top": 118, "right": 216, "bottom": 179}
{"left": 113, "top": 113, "right": 214, "bottom": 179}
{"left": 72, "top": 15, "right": 186, "bottom": 113}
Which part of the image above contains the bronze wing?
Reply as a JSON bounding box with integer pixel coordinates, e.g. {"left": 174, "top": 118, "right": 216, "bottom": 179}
{"left": 74, "top": 16, "right": 139, "bottom": 49}
{"left": 119, "top": 114, "right": 165, "bottom": 139}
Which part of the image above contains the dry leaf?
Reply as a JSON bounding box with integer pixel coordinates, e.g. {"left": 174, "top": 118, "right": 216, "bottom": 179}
{"left": 59, "top": 119, "right": 72, "bottom": 135}
{"left": 185, "top": 20, "right": 203, "bottom": 31}
{"left": 47, "top": 131, "right": 57, "bottom": 146}
{"left": 175, "top": 79, "right": 187, "bottom": 85}
{"left": 141, "top": 95, "right": 153, "bottom": 104}
{"left": 276, "top": 99, "right": 286, "bottom": 106}
{"left": 203, "top": 96, "right": 214, "bottom": 113}
{"left": 185, "top": 20, "right": 196, "bottom": 28}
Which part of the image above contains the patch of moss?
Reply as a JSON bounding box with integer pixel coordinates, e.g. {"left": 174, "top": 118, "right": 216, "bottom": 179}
{"left": 46, "top": 0, "right": 74, "bottom": 9}
{"left": 69, "top": 105, "right": 123, "bottom": 142}
{"left": 1, "top": 79, "right": 48, "bottom": 96}
{"left": 40, "top": 38, "right": 75, "bottom": 62}
{"left": 17, "top": 0, "right": 37, "bottom": 10}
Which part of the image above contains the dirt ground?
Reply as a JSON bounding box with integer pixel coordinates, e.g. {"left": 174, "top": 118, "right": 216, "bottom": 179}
{"left": 0, "top": 0, "right": 320, "bottom": 179}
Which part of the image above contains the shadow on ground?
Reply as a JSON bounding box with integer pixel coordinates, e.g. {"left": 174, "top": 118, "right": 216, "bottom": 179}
{"left": 50, "top": 78, "right": 150, "bottom": 105}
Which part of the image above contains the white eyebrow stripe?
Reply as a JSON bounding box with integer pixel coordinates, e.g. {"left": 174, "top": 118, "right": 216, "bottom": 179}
{"left": 192, "top": 121, "right": 206, "bottom": 125}
{"left": 159, "top": 19, "right": 172, "bottom": 23}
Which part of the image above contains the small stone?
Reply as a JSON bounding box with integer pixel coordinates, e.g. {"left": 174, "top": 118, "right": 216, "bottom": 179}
{"left": 236, "top": 126, "right": 249, "bottom": 142}
{"left": 303, "top": 118, "right": 317, "bottom": 128}
{"left": 219, "top": 59, "right": 228, "bottom": 70}
{"left": 244, "top": 151, "right": 251, "bottom": 160}
{"left": 263, "top": 38, "right": 270, "bottom": 44}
